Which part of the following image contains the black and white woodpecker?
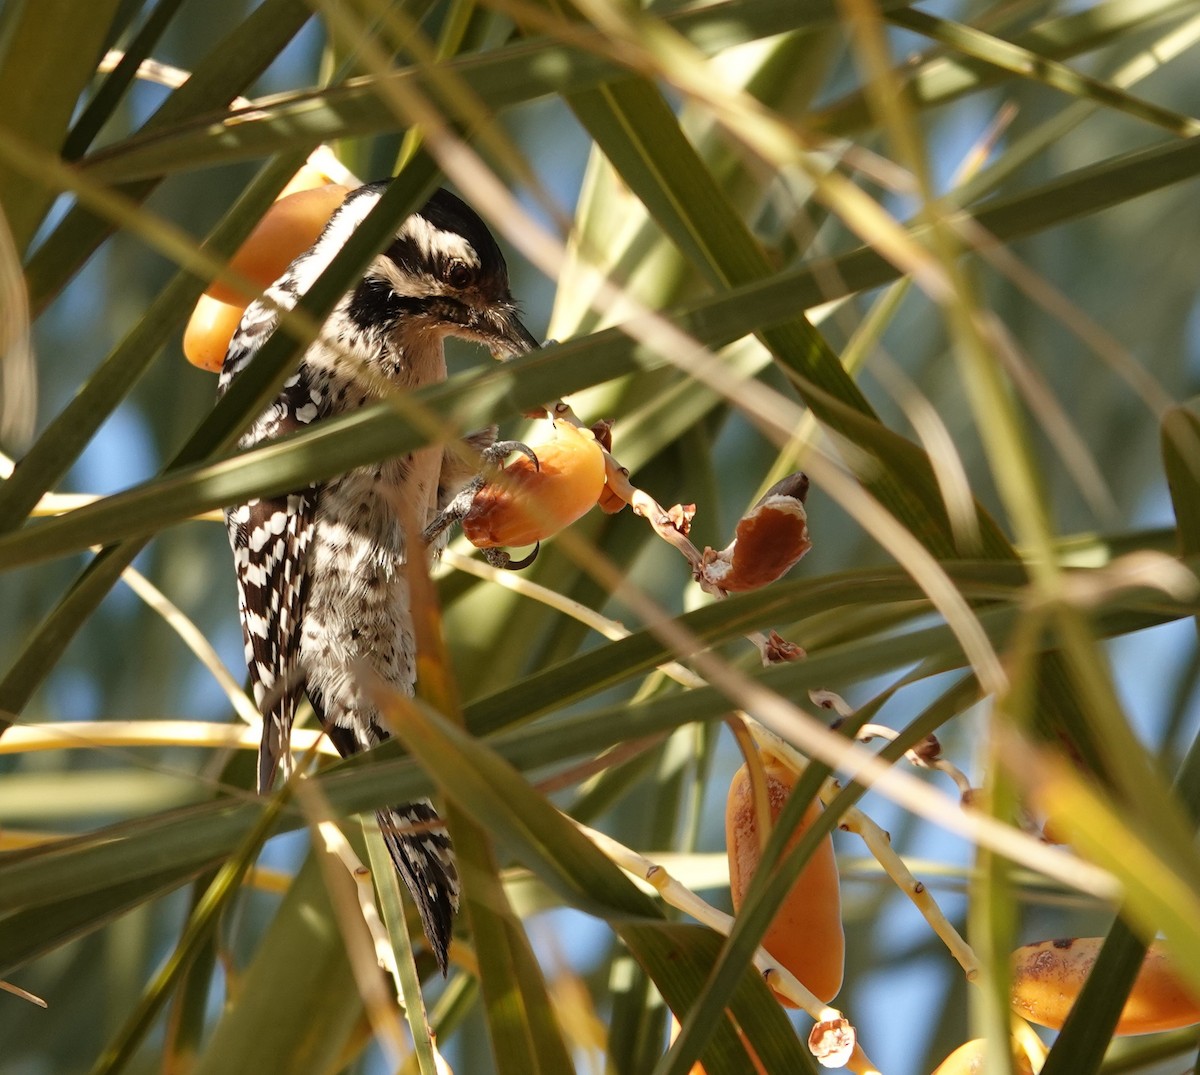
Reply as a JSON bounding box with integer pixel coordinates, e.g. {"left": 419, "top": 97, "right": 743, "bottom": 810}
{"left": 219, "top": 181, "right": 539, "bottom": 972}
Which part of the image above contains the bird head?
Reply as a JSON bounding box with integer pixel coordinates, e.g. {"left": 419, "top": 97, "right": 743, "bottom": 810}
{"left": 308, "top": 182, "right": 539, "bottom": 360}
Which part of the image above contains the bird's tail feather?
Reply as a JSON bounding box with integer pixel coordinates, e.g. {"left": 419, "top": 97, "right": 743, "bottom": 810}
{"left": 376, "top": 800, "right": 459, "bottom": 974}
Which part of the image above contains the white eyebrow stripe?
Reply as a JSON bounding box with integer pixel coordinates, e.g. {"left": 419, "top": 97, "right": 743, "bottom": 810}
{"left": 400, "top": 213, "right": 481, "bottom": 268}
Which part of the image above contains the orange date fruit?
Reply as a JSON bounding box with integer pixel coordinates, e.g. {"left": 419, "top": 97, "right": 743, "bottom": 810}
{"left": 183, "top": 294, "right": 250, "bottom": 373}
{"left": 462, "top": 421, "right": 606, "bottom": 549}
{"left": 931, "top": 1037, "right": 1038, "bottom": 1074}
{"left": 184, "top": 182, "right": 350, "bottom": 371}
{"left": 1011, "top": 937, "right": 1200, "bottom": 1036}
{"left": 725, "top": 755, "right": 844, "bottom": 1006}
{"left": 205, "top": 183, "right": 350, "bottom": 306}
{"left": 276, "top": 161, "right": 346, "bottom": 199}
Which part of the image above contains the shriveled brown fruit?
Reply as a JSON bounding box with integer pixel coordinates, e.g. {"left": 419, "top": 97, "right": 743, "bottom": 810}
{"left": 700, "top": 473, "right": 810, "bottom": 592}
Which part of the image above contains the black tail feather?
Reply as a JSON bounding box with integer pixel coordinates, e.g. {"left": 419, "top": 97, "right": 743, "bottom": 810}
{"left": 318, "top": 718, "right": 459, "bottom": 973}
{"left": 377, "top": 801, "right": 460, "bottom": 974}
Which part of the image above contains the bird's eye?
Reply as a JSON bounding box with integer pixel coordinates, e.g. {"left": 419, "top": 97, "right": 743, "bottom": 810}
{"left": 446, "top": 260, "right": 474, "bottom": 289}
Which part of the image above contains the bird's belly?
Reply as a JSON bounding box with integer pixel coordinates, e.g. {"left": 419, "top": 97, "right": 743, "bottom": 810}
{"left": 299, "top": 462, "right": 434, "bottom": 736}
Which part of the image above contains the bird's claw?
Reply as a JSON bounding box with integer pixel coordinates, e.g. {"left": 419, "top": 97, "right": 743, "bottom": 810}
{"left": 483, "top": 439, "right": 538, "bottom": 472}
{"left": 422, "top": 441, "right": 539, "bottom": 546}
{"left": 483, "top": 543, "right": 540, "bottom": 570}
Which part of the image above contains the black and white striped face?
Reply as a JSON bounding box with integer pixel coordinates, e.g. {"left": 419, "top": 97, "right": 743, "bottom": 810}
{"left": 302, "top": 183, "right": 539, "bottom": 358}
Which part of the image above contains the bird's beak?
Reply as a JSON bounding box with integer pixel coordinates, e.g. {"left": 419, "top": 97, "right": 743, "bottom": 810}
{"left": 484, "top": 307, "right": 541, "bottom": 360}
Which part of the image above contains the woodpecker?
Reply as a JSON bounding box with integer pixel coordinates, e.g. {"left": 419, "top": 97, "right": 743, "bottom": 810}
{"left": 219, "top": 182, "right": 539, "bottom": 972}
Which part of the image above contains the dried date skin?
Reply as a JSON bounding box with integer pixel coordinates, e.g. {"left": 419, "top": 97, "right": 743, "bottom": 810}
{"left": 699, "top": 474, "right": 811, "bottom": 592}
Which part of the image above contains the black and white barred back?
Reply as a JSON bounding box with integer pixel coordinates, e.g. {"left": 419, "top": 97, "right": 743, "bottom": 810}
{"left": 220, "top": 181, "right": 538, "bottom": 972}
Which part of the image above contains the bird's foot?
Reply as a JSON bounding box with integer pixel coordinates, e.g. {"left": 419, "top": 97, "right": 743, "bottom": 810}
{"left": 423, "top": 440, "right": 538, "bottom": 546}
